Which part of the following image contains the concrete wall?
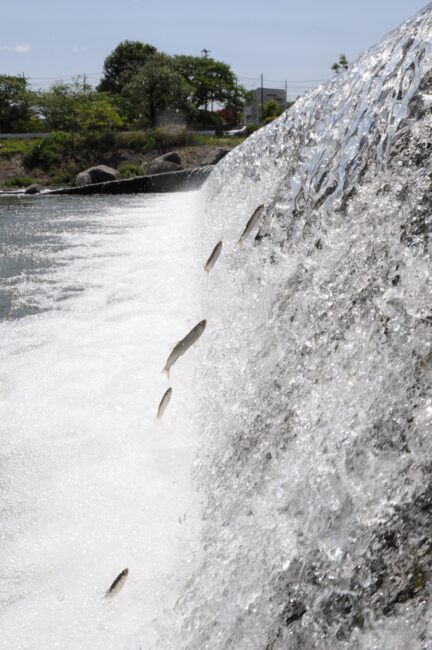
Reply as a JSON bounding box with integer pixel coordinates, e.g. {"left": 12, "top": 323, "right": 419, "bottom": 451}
{"left": 49, "top": 166, "right": 213, "bottom": 196}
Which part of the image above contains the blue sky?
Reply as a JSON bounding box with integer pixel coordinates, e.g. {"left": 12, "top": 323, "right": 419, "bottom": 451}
{"left": 0, "top": 0, "right": 428, "bottom": 98}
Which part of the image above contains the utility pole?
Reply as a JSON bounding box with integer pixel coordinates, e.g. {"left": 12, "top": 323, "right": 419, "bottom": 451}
{"left": 284, "top": 79, "right": 288, "bottom": 107}
{"left": 201, "top": 49, "right": 211, "bottom": 110}
{"left": 260, "top": 73, "right": 264, "bottom": 123}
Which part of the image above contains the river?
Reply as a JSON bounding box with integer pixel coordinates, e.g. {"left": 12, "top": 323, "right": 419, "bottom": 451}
{"left": 0, "top": 192, "right": 203, "bottom": 649}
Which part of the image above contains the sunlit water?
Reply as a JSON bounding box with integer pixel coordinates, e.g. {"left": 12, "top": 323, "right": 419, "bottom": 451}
{"left": 167, "top": 4, "right": 432, "bottom": 649}
{"left": 0, "top": 193, "right": 203, "bottom": 650}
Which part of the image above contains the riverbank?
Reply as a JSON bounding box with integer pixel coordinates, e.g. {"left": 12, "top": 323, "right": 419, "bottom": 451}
{"left": 0, "top": 130, "right": 248, "bottom": 190}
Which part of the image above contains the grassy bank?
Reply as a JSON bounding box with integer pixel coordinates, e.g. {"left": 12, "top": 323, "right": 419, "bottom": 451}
{"left": 0, "top": 128, "right": 252, "bottom": 189}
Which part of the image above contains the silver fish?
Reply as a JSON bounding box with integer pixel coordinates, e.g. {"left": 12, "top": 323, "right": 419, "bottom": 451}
{"left": 157, "top": 387, "right": 172, "bottom": 418}
{"left": 239, "top": 204, "right": 265, "bottom": 244}
{"left": 163, "top": 320, "right": 207, "bottom": 375}
{"left": 105, "top": 568, "right": 128, "bottom": 598}
{"left": 204, "top": 241, "right": 223, "bottom": 272}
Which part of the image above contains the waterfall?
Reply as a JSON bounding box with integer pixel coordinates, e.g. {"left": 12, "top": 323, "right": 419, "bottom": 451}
{"left": 166, "top": 4, "right": 432, "bottom": 648}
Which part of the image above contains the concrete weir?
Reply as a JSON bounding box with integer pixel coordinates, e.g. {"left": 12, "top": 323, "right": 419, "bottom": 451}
{"left": 50, "top": 165, "right": 213, "bottom": 195}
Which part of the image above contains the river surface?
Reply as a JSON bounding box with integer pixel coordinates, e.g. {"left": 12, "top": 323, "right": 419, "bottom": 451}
{"left": 0, "top": 192, "right": 203, "bottom": 649}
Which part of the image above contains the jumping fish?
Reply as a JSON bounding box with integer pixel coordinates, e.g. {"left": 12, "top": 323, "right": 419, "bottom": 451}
{"left": 163, "top": 320, "right": 207, "bottom": 375}
{"left": 105, "top": 568, "right": 128, "bottom": 598}
{"left": 204, "top": 241, "right": 222, "bottom": 272}
{"left": 157, "top": 387, "right": 172, "bottom": 418}
{"left": 238, "top": 204, "right": 265, "bottom": 244}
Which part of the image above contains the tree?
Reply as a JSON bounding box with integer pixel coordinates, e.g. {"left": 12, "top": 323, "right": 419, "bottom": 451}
{"left": 98, "top": 40, "right": 157, "bottom": 94}
{"left": 173, "top": 54, "right": 249, "bottom": 122}
{"left": 331, "top": 54, "right": 349, "bottom": 74}
{"left": 0, "top": 75, "right": 32, "bottom": 132}
{"left": 36, "top": 79, "right": 122, "bottom": 132}
{"left": 262, "top": 99, "right": 282, "bottom": 121}
{"left": 122, "top": 54, "right": 191, "bottom": 127}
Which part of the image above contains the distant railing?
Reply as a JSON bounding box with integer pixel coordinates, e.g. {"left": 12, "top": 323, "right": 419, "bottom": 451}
{"left": 0, "top": 133, "right": 49, "bottom": 140}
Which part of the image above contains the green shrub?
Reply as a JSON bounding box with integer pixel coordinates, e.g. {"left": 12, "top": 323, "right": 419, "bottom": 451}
{"left": 24, "top": 132, "right": 75, "bottom": 170}
{"left": 245, "top": 125, "right": 261, "bottom": 136}
{"left": 0, "top": 138, "right": 40, "bottom": 158}
{"left": 3, "top": 176, "right": 34, "bottom": 188}
{"left": 114, "top": 131, "right": 156, "bottom": 152}
{"left": 188, "top": 109, "right": 224, "bottom": 131}
{"left": 118, "top": 162, "right": 143, "bottom": 178}
{"left": 152, "top": 125, "right": 193, "bottom": 149}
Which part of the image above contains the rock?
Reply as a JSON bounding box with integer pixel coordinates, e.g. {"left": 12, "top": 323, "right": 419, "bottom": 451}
{"left": 159, "top": 151, "right": 181, "bottom": 165}
{"left": 146, "top": 152, "right": 183, "bottom": 174}
{"left": 147, "top": 158, "right": 182, "bottom": 174}
{"left": 197, "top": 147, "right": 231, "bottom": 166}
{"left": 25, "top": 184, "right": 41, "bottom": 194}
{"left": 74, "top": 165, "right": 120, "bottom": 187}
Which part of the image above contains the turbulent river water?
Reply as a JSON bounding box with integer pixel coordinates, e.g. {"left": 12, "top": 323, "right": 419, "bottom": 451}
{"left": 0, "top": 193, "right": 203, "bottom": 649}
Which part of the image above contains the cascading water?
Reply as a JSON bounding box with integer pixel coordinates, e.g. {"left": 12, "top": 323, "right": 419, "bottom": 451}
{"left": 160, "top": 4, "right": 432, "bottom": 649}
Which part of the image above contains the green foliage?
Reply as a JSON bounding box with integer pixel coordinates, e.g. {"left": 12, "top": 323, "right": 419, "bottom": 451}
{"left": 187, "top": 109, "right": 224, "bottom": 131}
{"left": 262, "top": 99, "right": 282, "bottom": 121}
{"left": 173, "top": 55, "right": 244, "bottom": 108}
{"left": 73, "top": 95, "right": 123, "bottom": 132}
{"left": 36, "top": 80, "right": 122, "bottom": 134}
{"left": 98, "top": 40, "right": 157, "bottom": 94}
{"left": 122, "top": 54, "right": 191, "bottom": 127}
{"left": 114, "top": 130, "right": 156, "bottom": 152}
{"left": 152, "top": 125, "right": 193, "bottom": 149}
{"left": 3, "top": 176, "right": 34, "bottom": 188}
{"left": 173, "top": 55, "right": 248, "bottom": 123}
{"left": 332, "top": 54, "right": 349, "bottom": 74}
{"left": 118, "top": 162, "right": 143, "bottom": 178}
{"left": 99, "top": 45, "right": 249, "bottom": 128}
{"left": 24, "top": 132, "right": 75, "bottom": 169}
{"left": 245, "top": 125, "right": 261, "bottom": 136}
{"left": 0, "top": 75, "right": 32, "bottom": 132}
{"left": 190, "top": 134, "right": 244, "bottom": 146}
{"left": 36, "top": 81, "right": 83, "bottom": 131}
{"left": 0, "top": 137, "right": 39, "bottom": 157}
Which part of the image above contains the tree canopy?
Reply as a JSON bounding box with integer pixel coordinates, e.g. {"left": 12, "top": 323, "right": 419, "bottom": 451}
{"left": 122, "top": 53, "right": 191, "bottom": 127}
{"left": 0, "top": 41, "right": 250, "bottom": 133}
{"left": 98, "top": 40, "right": 157, "bottom": 94}
{"left": 0, "top": 75, "right": 32, "bottom": 132}
{"left": 99, "top": 43, "right": 249, "bottom": 127}
{"left": 173, "top": 55, "right": 247, "bottom": 113}
{"left": 35, "top": 79, "right": 122, "bottom": 132}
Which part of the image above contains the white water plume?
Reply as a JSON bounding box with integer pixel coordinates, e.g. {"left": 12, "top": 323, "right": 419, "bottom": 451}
{"left": 166, "top": 4, "right": 432, "bottom": 648}
{"left": 0, "top": 193, "right": 203, "bottom": 650}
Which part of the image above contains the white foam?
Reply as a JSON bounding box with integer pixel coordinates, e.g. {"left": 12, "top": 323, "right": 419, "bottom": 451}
{"left": 0, "top": 192, "right": 203, "bottom": 650}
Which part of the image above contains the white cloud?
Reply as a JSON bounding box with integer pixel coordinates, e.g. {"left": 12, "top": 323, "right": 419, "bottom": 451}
{"left": 72, "top": 46, "right": 87, "bottom": 53}
{"left": 0, "top": 44, "right": 31, "bottom": 53}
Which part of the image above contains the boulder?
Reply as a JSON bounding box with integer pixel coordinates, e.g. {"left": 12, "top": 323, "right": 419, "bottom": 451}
{"left": 147, "top": 159, "right": 182, "bottom": 174}
{"left": 147, "top": 152, "right": 182, "bottom": 175}
{"left": 198, "top": 147, "right": 231, "bottom": 166}
{"left": 25, "top": 184, "right": 41, "bottom": 194}
{"left": 160, "top": 151, "right": 182, "bottom": 165}
{"left": 75, "top": 165, "right": 120, "bottom": 187}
